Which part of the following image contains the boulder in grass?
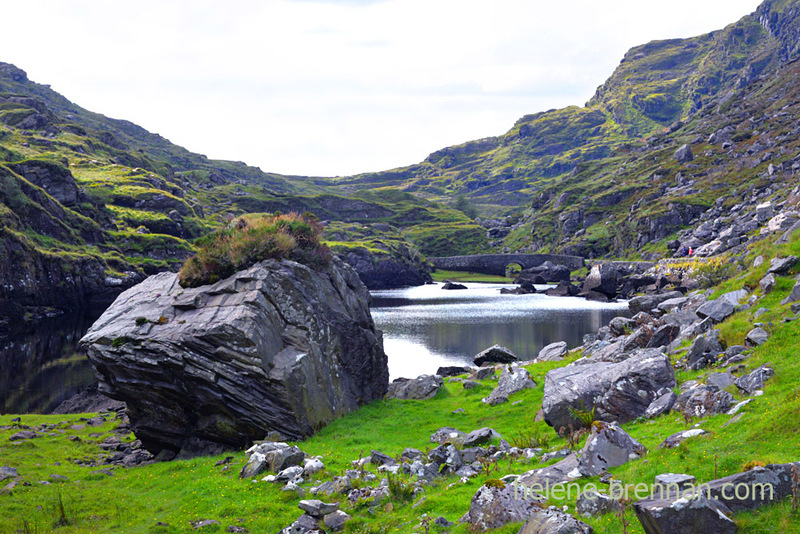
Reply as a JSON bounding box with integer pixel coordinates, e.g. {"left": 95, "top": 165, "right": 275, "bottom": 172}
{"left": 634, "top": 494, "right": 735, "bottom": 534}
{"left": 474, "top": 345, "right": 519, "bottom": 366}
{"left": 386, "top": 375, "right": 443, "bottom": 400}
{"left": 482, "top": 365, "right": 536, "bottom": 405}
{"left": 578, "top": 422, "right": 647, "bottom": 477}
{"left": 466, "top": 480, "right": 545, "bottom": 532}
{"left": 517, "top": 508, "right": 594, "bottom": 533}
{"left": 537, "top": 341, "right": 568, "bottom": 362}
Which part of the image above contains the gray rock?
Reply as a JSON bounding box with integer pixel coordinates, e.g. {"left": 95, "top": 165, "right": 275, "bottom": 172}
{"left": 634, "top": 494, "right": 735, "bottom": 534}
{"left": 759, "top": 273, "right": 776, "bottom": 293}
{"left": 654, "top": 473, "right": 696, "bottom": 490}
{"left": 8, "top": 431, "right": 37, "bottom": 441}
{"left": 401, "top": 448, "right": 423, "bottom": 462}
{"left": 240, "top": 442, "right": 305, "bottom": 479}
{"left": 323, "top": 510, "right": 349, "bottom": 531}
{"left": 756, "top": 202, "right": 774, "bottom": 222}
{"left": 278, "top": 513, "right": 320, "bottom": 534}
{"left": 466, "top": 480, "right": 545, "bottom": 531}
{"left": 646, "top": 324, "right": 680, "bottom": 349}
{"left": 518, "top": 454, "right": 581, "bottom": 489}
{"left": 660, "top": 428, "right": 707, "bottom": 448}
{"left": 608, "top": 317, "right": 636, "bottom": 336}
{"left": 463, "top": 427, "right": 496, "bottom": 447}
{"left": 767, "top": 255, "right": 798, "bottom": 275}
{"left": 0, "top": 466, "right": 18, "bottom": 482}
{"left": 706, "top": 462, "right": 800, "bottom": 512}
{"left": 430, "top": 427, "right": 465, "bottom": 444}
{"left": 542, "top": 351, "right": 676, "bottom": 430}
{"left": 370, "top": 450, "right": 396, "bottom": 466}
{"left": 675, "top": 385, "right": 734, "bottom": 418}
{"left": 537, "top": 341, "right": 568, "bottom": 362}
{"left": 686, "top": 329, "right": 724, "bottom": 370}
{"left": 644, "top": 391, "right": 677, "bottom": 419}
{"left": 442, "top": 281, "right": 467, "bottom": 290}
{"left": 387, "top": 375, "right": 443, "bottom": 400}
{"left": 474, "top": 344, "right": 519, "bottom": 366}
{"left": 276, "top": 465, "right": 304, "bottom": 482}
{"left": 706, "top": 372, "right": 735, "bottom": 391}
{"left": 578, "top": 422, "right": 646, "bottom": 477}
{"left": 81, "top": 258, "right": 388, "bottom": 457}
{"left": 657, "top": 297, "right": 687, "bottom": 312}
{"left": 720, "top": 289, "right": 748, "bottom": 306}
{"left": 475, "top": 367, "right": 497, "bottom": 380}
{"left": 674, "top": 144, "right": 694, "bottom": 163}
{"left": 298, "top": 499, "right": 339, "bottom": 518}
{"left": 781, "top": 280, "right": 800, "bottom": 305}
{"left": 517, "top": 508, "right": 593, "bottom": 533}
{"left": 483, "top": 365, "right": 536, "bottom": 405}
{"left": 576, "top": 490, "right": 622, "bottom": 518}
{"left": 437, "top": 366, "right": 472, "bottom": 377}
{"left": 735, "top": 364, "right": 774, "bottom": 395}
{"left": 428, "top": 443, "right": 463, "bottom": 474}
{"left": 583, "top": 263, "right": 619, "bottom": 299}
{"left": 695, "top": 299, "right": 736, "bottom": 323}
{"left": 628, "top": 292, "right": 683, "bottom": 314}
{"left": 745, "top": 327, "right": 769, "bottom": 347}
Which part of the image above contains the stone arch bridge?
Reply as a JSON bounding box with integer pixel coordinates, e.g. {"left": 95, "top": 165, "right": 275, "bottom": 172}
{"left": 429, "top": 254, "right": 585, "bottom": 277}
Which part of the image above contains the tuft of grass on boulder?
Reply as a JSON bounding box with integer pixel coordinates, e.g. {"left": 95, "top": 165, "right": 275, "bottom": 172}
{"left": 178, "top": 212, "right": 332, "bottom": 288}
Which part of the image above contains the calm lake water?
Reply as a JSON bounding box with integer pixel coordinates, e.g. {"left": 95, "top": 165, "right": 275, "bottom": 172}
{"left": 372, "top": 282, "right": 630, "bottom": 380}
{"left": 1, "top": 282, "right": 630, "bottom": 414}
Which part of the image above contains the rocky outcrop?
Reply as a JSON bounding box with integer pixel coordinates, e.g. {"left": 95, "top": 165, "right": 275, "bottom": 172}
{"left": 542, "top": 351, "right": 676, "bottom": 430}
{"left": 81, "top": 258, "right": 388, "bottom": 458}
{"left": 337, "top": 246, "right": 431, "bottom": 290}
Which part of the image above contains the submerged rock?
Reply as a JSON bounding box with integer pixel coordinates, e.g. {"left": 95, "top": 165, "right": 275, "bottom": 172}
{"left": 81, "top": 258, "right": 388, "bottom": 458}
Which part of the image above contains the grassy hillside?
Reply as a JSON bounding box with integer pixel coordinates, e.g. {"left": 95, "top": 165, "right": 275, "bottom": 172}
{"left": 2, "top": 229, "right": 799, "bottom": 533}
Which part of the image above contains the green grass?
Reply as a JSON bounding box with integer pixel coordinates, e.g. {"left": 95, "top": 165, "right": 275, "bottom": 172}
{"left": 431, "top": 269, "right": 513, "bottom": 283}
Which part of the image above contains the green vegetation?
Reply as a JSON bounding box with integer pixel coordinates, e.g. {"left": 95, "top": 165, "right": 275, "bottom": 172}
{"left": 178, "top": 213, "right": 332, "bottom": 288}
{"left": 431, "top": 269, "right": 512, "bottom": 283}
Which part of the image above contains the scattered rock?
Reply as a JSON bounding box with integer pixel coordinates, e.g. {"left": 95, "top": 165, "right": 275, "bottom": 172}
{"left": 660, "top": 429, "right": 707, "bottom": 448}
{"left": 537, "top": 341, "right": 568, "bottom": 362}
{"left": 674, "top": 144, "right": 694, "bottom": 163}
{"left": 8, "top": 431, "right": 37, "bottom": 441}
{"left": 386, "top": 375, "right": 443, "bottom": 400}
{"left": 644, "top": 391, "right": 677, "bottom": 419}
{"left": 759, "top": 273, "right": 776, "bottom": 294}
{"left": 240, "top": 442, "right": 305, "bottom": 479}
{"left": 191, "top": 519, "right": 221, "bottom": 530}
{"left": 767, "top": 255, "right": 798, "bottom": 275}
{"left": 0, "top": 466, "right": 18, "bottom": 482}
{"left": 745, "top": 327, "right": 769, "bottom": 347}
{"left": 578, "top": 422, "right": 647, "bottom": 477}
{"left": 675, "top": 386, "right": 734, "bottom": 418}
{"left": 298, "top": 499, "right": 339, "bottom": 518}
{"left": 695, "top": 299, "right": 736, "bottom": 324}
{"left": 576, "top": 490, "right": 622, "bottom": 517}
{"left": 654, "top": 473, "right": 696, "bottom": 490}
{"left": 463, "top": 427, "right": 497, "bottom": 447}
{"left": 482, "top": 365, "right": 536, "bottom": 405}
{"left": 781, "top": 280, "right": 800, "bottom": 305}
{"left": 646, "top": 324, "right": 681, "bottom": 349}
{"left": 466, "top": 480, "right": 545, "bottom": 531}
{"left": 437, "top": 366, "right": 472, "bottom": 377}
{"left": 685, "top": 329, "right": 724, "bottom": 370}
{"left": 323, "top": 510, "right": 350, "bottom": 531}
{"left": 474, "top": 345, "right": 519, "bottom": 366}
{"left": 517, "top": 508, "right": 593, "bottom": 533}
{"left": 735, "top": 364, "right": 774, "bottom": 395}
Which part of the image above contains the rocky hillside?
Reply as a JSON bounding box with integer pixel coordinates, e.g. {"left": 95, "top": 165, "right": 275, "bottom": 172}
{"left": 0, "top": 65, "right": 474, "bottom": 319}
{"left": 319, "top": 0, "right": 800, "bottom": 260}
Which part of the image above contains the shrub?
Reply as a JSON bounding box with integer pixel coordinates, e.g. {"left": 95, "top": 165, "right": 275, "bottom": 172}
{"left": 178, "top": 213, "right": 332, "bottom": 288}
{"left": 691, "top": 257, "right": 736, "bottom": 288}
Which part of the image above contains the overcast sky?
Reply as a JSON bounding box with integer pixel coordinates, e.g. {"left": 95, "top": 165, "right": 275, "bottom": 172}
{"left": 1, "top": 0, "right": 763, "bottom": 177}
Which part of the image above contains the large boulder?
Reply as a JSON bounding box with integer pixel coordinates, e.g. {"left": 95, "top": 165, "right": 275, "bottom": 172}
{"left": 537, "top": 341, "right": 568, "bottom": 362}
{"left": 582, "top": 263, "right": 619, "bottom": 299}
{"left": 628, "top": 291, "right": 684, "bottom": 314}
{"left": 674, "top": 144, "right": 694, "bottom": 163}
{"left": 81, "top": 258, "right": 389, "bottom": 458}
{"left": 542, "top": 351, "right": 676, "bottom": 431}
{"left": 695, "top": 299, "right": 735, "bottom": 324}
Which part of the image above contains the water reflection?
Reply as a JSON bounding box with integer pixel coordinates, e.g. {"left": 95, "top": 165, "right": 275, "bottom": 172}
{"left": 371, "top": 283, "right": 630, "bottom": 380}
{"left": 0, "top": 310, "right": 99, "bottom": 414}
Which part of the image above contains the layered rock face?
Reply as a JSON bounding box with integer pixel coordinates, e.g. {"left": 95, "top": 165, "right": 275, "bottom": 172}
{"left": 81, "top": 258, "right": 388, "bottom": 458}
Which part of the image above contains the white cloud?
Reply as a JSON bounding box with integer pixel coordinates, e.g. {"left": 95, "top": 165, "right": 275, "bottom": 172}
{"left": 0, "top": 0, "right": 764, "bottom": 176}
